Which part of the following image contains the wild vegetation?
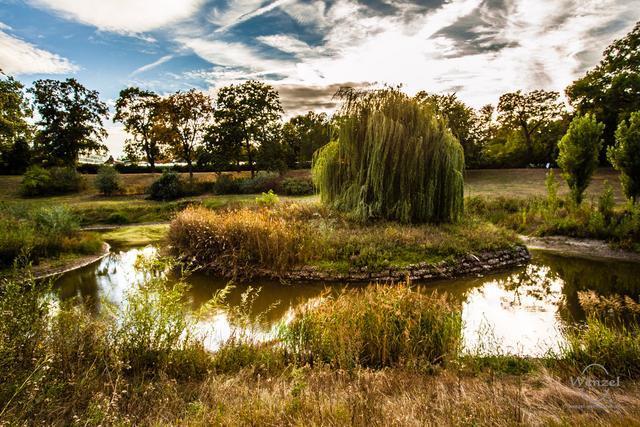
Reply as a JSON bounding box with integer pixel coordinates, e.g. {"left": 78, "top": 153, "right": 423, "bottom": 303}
{"left": 169, "top": 203, "right": 518, "bottom": 278}
{"left": 2, "top": 266, "right": 640, "bottom": 425}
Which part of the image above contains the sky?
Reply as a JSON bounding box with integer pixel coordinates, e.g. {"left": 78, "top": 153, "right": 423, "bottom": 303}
{"left": 1, "top": 0, "right": 639, "bottom": 157}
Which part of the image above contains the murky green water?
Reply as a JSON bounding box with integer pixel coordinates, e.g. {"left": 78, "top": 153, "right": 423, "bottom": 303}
{"left": 53, "top": 246, "right": 640, "bottom": 356}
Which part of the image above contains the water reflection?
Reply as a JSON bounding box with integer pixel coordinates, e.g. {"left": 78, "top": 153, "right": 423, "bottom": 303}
{"left": 53, "top": 246, "right": 640, "bottom": 356}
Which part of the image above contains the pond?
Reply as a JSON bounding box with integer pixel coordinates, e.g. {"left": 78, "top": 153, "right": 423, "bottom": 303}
{"left": 53, "top": 245, "right": 640, "bottom": 356}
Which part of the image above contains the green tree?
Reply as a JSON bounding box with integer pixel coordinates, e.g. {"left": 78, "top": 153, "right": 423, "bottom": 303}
{"left": 557, "top": 114, "right": 605, "bottom": 204}
{"left": 29, "top": 78, "right": 108, "bottom": 166}
{"left": 497, "top": 90, "right": 566, "bottom": 163}
{"left": 114, "top": 87, "right": 163, "bottom": 172}
{"left": 567, "top": 22, "right": 640, "bottom": 152}
{"left": 213, "top": 81, "right": 283, "bottom": 178}
{"left": 0, "top": 72, "right": 31, "bottom": 146}
{"left": 157, "top": 89, "right": 214, "bottom": 181}
{"left": 0, "top": 72, "right": 32, "bottom": 173}
{"left": 313, "top": 87, "right": 464, "bottom": 223}
{"left": 281, "top": 111, "right": 330, "bottom": 166}
{"left": 415, "top": 92, "right": 483, "bottom": 167}
{"left": 608, "top": 111, "right": 640, "bottom": 203}
{"left": 29, "top": 79, "right": 108, "bottom": 166}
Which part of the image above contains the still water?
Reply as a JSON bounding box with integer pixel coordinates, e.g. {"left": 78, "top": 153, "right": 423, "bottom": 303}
{"left": 53, "top": 246, "right": 640, "bottom": 356}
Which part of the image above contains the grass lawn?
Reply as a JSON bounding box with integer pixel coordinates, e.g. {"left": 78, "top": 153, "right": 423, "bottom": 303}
{"left": 464, "top": 168, "right": 625, "bottom": 203}
{"left": 0, "top": 168, "right": 625, "bottom": 229}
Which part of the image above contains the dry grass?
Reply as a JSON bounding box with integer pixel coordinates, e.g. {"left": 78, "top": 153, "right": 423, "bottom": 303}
{"left": 9, "top": 367, "right": 638, "bottom": 426}
{"left": 169, "top": 204, "right": 319, "bottom": 276}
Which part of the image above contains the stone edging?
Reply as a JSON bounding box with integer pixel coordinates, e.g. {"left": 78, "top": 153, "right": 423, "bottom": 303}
{"left": 258, "top": 245, "right": 531, "bottom": 282}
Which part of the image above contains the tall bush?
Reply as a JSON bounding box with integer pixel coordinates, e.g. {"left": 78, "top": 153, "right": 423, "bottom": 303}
{"left": 557, "top": 114, "right": 604, "bottom": 204}
{"left": 312, "top": 88, "right": 464, "bottom": 223}
{"left": 94, "top": 165, "right": 122, "bottom": 196}
{"left": 608, "top": 111, "right": 640, "bottom": 203}
{"left": 20, "top": 166, "right": 83, "bottom": 197}
{"left": 149, "top": 171, "right": 183, "bottom": 201}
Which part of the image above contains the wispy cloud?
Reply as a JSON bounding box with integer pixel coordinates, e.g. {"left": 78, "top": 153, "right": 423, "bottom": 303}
{"left": 129, "top": 54, "right": 173, "bottom": 76}
{"left": 210, "top": 0, "right": 295, "bottom": 33}
{"left": 0, "top": 25, "right": 77, "bottom": 74}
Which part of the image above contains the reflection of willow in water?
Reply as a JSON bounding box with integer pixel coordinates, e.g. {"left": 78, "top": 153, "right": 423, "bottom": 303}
{"left": 456, "top": 264, "right": 566, "bottom": 356}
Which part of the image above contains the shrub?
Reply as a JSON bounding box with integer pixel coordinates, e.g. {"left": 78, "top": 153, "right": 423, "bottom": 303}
{"left": 312, "top": 88, "right": 464, "bottom": 223}
{"left": 237, "top": 171, "right": 280, "bottom": 194}
{"left": 49, "top": 166, "right": 84, "bottom": 193}
{"left": 279, "top": 177, "right": 314, "bottom": 196}
{"left": 280, "top": 284, "right": 462, "bottom": 370}
{"left": 149, "top": 171, "right": 183, "bottom": 201}
{"left": 94, "top": 165, "right": 122, "bottom": 196}
{"left": 20, "top": 166, "right": 51, "bottom": 196}
{"left": 255, "top": 190, "right": 279, "bottom": 207}
{"left": 106, "top": 211, "right": 130, "bottom": 224}
{"left": 608, "top": 111, "right": 640, "bottom": 204}
{"left": 20, "top": 166, "right": 84, "bottom": 197}
{"left": 557, "top": 114, "right": 605, "bottom": 204}
{"left": 213, "top": 174, "right": 241, "bottom": 195}
{"left": 598, "top": 181, "right": 615, "bottom": 220}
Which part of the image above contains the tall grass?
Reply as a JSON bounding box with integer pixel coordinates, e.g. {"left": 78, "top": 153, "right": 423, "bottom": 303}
{"left": 0, "top": 204, "right": 102, "bottom": 267}
{"left": 563, "top": 292, "right": 640, "bottom": 378}
{"left": 312, "top": 87, "right": 464, "bottom": 224}
{"left": 169, "top": 204, "right": 319, "bottom": 277}
{"left": 280, "top": 284, "right": 462, "bottom": 370}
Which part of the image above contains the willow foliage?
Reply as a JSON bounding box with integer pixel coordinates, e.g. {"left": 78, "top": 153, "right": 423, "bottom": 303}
{"left": 312, "top": 88, "right": 464, "bottom": 223}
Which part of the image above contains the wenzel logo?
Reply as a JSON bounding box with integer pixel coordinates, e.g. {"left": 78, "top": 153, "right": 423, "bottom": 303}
{"left": 570, "top": 364, "right": 621, "bottom": 388}
{"left": 567, "top": 364, "right": 621, "bottom": 410}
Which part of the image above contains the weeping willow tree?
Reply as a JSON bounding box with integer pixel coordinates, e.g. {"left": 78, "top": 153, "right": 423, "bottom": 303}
{"left": 312, "top": 87, "right": 464, "bottom": 223}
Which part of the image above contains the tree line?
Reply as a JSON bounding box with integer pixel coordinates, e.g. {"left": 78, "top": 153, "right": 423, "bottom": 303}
{"left": 0, "top": 21, "right": 638, "bottom": 178}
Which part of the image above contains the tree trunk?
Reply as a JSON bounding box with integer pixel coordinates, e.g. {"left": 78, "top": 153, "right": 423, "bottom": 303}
{"left": 188, "top": 159, "right": 193, "bottom": 182}
{"left": 247, "top": 143, "right": 255, "bottom": 178}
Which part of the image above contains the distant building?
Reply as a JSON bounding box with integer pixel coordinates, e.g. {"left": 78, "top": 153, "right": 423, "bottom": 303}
{"left": 78, "top": 153, "right": 108, "bottom": 165}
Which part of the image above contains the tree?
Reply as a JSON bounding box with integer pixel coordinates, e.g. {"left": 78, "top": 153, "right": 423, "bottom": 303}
{"left": 608, "top": 111, "right": 640, "bottom": 203}
{"left": 415, "top": 92, "right": 483, "bottom": 167}
{"left": 557, "top": 114, "right": 605, "bottom": 204}
{"left": 497, "top": 90, "right": 566, "bottom": 162}
{"left": 29, "top": 78, "right": 108, "bottom": 166}
{"left": 256, "top": 123, "right": 289, "bottom": 174}
{"left": 213, "top": 81, "right": 283, "bottom": 178}
{"left": 114, "top": 87, "right": 163, "bottom": 172}
{"left": 0, "top": 72, "right": 32, "bottom": 173}
{"left": 567, "top": 22, "right": 640, "bottom": 151}
{"left": 281, "top": 111, "right": 331, "bottom": 167}
{"left": 313, "top": 87, "right": 464, "bottom": 224}
{"left": 157, "top": 89, "right": 214, "bottom": 181}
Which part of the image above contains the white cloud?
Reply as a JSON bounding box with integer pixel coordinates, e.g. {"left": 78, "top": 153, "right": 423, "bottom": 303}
{"left": 130, "top": 54, "right": 173, "bottom": 76}
{"left": 179, "top": 37, "right": 294, "bottom": 73}
{"left": 0, "top": 27, "right": 78, "bottom": 74}
{"left": 257, "top": 34, "right": 313, "bottom": 55}
{"left": 27, "top": 0, "right": 206, "bottom": 33}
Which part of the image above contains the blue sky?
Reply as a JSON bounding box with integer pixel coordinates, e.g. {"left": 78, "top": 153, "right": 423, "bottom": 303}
{"left": 1, "top": 0, "right": 639, "bottom": 157}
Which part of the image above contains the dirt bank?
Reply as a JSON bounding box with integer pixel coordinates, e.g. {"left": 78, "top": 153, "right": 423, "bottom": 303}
{"left": 521, "top": 235, "right": 640, "bottom": 263}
